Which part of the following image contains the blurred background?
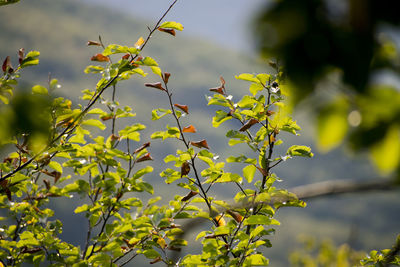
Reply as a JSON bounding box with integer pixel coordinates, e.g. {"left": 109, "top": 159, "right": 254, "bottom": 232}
{"left": 1, "top": 0, "right": 399, "bottom": 265}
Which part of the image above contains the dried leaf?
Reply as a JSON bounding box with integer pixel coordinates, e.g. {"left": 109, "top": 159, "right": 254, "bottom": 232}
{"left": 18, "top": 48, "right": 25, "bottom": 64}
{"left": 144, "top": 82, "right": 166, "bottom": 91}
{"left": 226, "top": 210, "right": 243, "bottom": 223}
{"left": 91, "top": 53, "right": 109, "bottom": 62}
{"left": 256, "top": 166, "right": 268, "bottom": 176}
{"left": 266, "top": 110, "right": 275, "bottom": 116}
{"left": 181, "top": 190, "right": 198, "bottom": 201}
{"left": 43, "top": 179, "right": 51, "bottom": 190}
{"left": 209, "top": 76, "right": 226, "bottom": 95}
{"left": 190, "top": 140, "right": 210, "bottom": 149}
{"left": 239, "top": 119, "right": 259, "bottom": 131}
{"left": 163, "top": 72, "right": 171, "bottom": 84}
{"left": 136, "top": 153, "right": 153, "bottom": 163}
{"left": 134, "top": 36, "right": 145, "bottom": 48}
{"left": 158, "top": 27, "right": 176, "bottom": 36}
{"left": 101, "top": 115, "right": 114, "bottom": 121}
{"left": 134, "top": 142, "right": 150, "bottom": 154}
{"left": 122, "top": 53, "right": 130, "bottom": 60}
{"left": 150, "top": 257, "right": 163, "bottom": 264}
{"left": 181, "top": 161, "right": 191, "bottom": 177}
{"left": 174, "top": 104, "right": 188, "bottom": 114}
{"left": 183, "top": 125, "right": 197, "bottom": 133}
{"left": 2, "top": 56, "right": 13, "bottom": 73}
{"left": 87, "top": 40, "right": 101, "bottom": 46}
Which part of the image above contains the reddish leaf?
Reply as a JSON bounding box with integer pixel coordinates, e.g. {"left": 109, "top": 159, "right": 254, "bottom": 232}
{"left": 134, "top": 142, "right": 150, "bottom": 154}
{"left": 239, "top": 119, "right": 259, "bottom": 131}
{"left": 190, "top": 140, "right": 210, "bottom": 150}
{"left": 226, "top": 210, "right": 243, "bottom": 223}
{"left": 158, "top": 27, "right": 176, "bottom": 36}
{"left": 144, "top": 82, "right": 166, "bottom": 91}
{"left": 163, "top": 72, "right": 171, "bottom": 84}
{"left": 174, "top": 104, "right": 189, "bottom": 114}
{"left": 136, "top": 153, "right": 153, "bottom": 163}
{"left": 181, "top": 161, "right": 191, "bottom": 177}
{"left": 90, "top": 53, "right": 109, "bottom": 62}
{"left": 43, "top": 179, "right": 51, "bottom": 190}
{"left": 18, "top": 48, "right": 25, "bottom": 64}
{"left": 150, "top": 257, "right": 163, "bottom": 264}
{"left": 122, "top": 53, "right": 130, "bottom": 60}
{"left": 181, "top": 190, "right": 198, "bottom": 202}
{"left": 256, "top": 166, "right": 268, "bottom": 176}
{"left": 2, "top": 56, "right": 13, "bottom": 73}
{"left": 110, "top": 134, "right": 120, "bottom": 142}
{"left": 209, "top": 76, "right": 226, "bottom": 95}
{"left": 87, "top": 40, "right": 101, "bottom": 46}
{"left": 101, "top": 115, "right": 114, "bottom": 121}
{"left": 183, "top": 125, "right": 197, "bottom": 133}
{"left": 266, "top": 110, "right": 275, "bottom": 116}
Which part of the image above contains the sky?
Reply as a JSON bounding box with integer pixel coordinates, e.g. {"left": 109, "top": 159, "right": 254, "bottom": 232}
{"left": 82, "top": 0, "right": 267, "bottom": 53}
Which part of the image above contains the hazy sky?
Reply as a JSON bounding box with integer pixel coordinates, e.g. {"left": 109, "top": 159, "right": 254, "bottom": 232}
{"left": 83, "top": 0, "right": 267, "bottom": 53}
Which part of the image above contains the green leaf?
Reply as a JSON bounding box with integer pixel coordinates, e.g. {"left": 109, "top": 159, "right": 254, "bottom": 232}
{"left": 81, "top": 119, "right": 106, "bottom": 130}
{"left": 243, "top": 254, "right": 269, "bottom": 266}
{"left": 235, "top": 73, "right": 259, "bottom": 83}
{"left": 243, "top": 164, "right": 256, "bottom": 183}
{"left": 159, "top": 21, "right": 184, "bottom": 31}
{"left": 74, "top": 204, "right": 89, "bottom": 213}
{"left": 215, "top": 173, "right": 242, "bottom": 183}
{"left": 103, "top": 44, "right": 138, "bottom": 56}
{"left": 212, "top": 110, "right": 232, "bottom": 128}
{"left": 143, "top": 248, "right": 160, "bottom": 259}
{"left": 244, "top": 215, "right": 271, "bottom": 225}
{"left": 142, "top": 57, "right": 158, "bottom": 66}
{"left": 20, "top": 50, "right": 40, "bottom": 68}
{"left": 32, "top": 85, "right": 48, "bottom": 95}
{"left": 152, "top": 108, "right": 172, "bottom": 120}
{"left": 370, "top": 125, "right": 400, "bottom": 174}
{"left": 48, "top": 161, "right": 63, "bottom": 173}
{"left": 286, "top": 145, "right": 313, "bottom": 157}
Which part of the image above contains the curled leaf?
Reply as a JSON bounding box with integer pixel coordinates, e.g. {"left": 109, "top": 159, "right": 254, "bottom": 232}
{"left": 144, "top": 82, "right": 166, "bottom": 91}
{"left": 158, "top": 27, "right": 176, "bottom": 36}
{"left": 227, "top": 210, "right": 243, "bottom": 223}
{"left": 2, "top": 56, "right": 13, "bottom": 73}
{"left": 209, "top": 76, "right": 226, "bottom": 95}
{"left": 190, "top": 140, "right": 210, "bottom": 149}
{"left": 134, "top": 142, "right": 150, "bottom": 154}
{"left": 214, "top": 215, "right": 226, "bottom": 226}
{"left": 239, "top": 119, "right": 259, "bottom": 131}
{"left": 181, "top": 161, "right": 191, "bottom": 177}
{"left": 163, "top": 72, "right": 171, "bottom": 84}
{"left": 150, "top": 257, "right": 163, "bottom": 264}
{"left": 181, "top": 190, "right": 198, "bottom": 201}
{"left": 90, "top": 53, "right": 109, "bottom": 62}
{"left": 122, "top": 53, "right": 130, "bottom": 60}
{"left": 87, "top": 40, "right": 101, "bottom": 46}
{"left": 136, "top": 153, "right": 153, "bottom": 163}
{"left": 183, "top": 125, "right": 197, "bottom": 133}
{"left": 174, "top": 104, "right": 189, "bottom": 114}
{"left": 18, "top": 48, "right": 25, "bottom": 64}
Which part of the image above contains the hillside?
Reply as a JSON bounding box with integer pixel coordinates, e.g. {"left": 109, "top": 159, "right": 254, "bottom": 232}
{"left": 1, "top": 1, "right": 399, "bottom": 266}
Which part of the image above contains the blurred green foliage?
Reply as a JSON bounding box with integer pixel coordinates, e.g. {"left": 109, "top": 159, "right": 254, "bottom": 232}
{"left": 255, "top": 0, "right": 400, "bottom": 176}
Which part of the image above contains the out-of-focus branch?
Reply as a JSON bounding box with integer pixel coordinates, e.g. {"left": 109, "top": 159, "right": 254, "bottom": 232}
{"left": 290, "top": 178, "right": 400, "bottom": 201}
{"left": 382, "top": 234, "right": 400, "bottom": 267}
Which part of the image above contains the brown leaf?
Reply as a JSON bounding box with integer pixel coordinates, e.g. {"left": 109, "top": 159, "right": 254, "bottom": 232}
{"left": 181, "top": 190, "right": 198, "bottom": 201}
{"left": 163, "top": 72, "right": 171, "bottom": 84}
{"left": 136, "top": 153, "right": 153, "bottom": 163}
{"left": 181, "top": 161, "right": 191, "bottom": 177}
{"left": 239, "top": 119, "right": 259, "bottom": 131}
{"left": 18, "top": 48, "right": 25, "bottom": 64}
{"left": 43, "top": 179, "right": 51, "bottom": 190}
{"left": 190, "top": 140, "right": 210, "bottom": 150}
{"left": 266, "top": 110, "right": 275, "bottom": 116}
{"left": 101, "top": 115, "right": 114, "bottom": 121}
{"left": 122, "top": 53, "right": 130, "bottom": 60}
{"left": 134, "top": 142, "right": 150, "bottom": 154}
{"left": 90, "top": 53, "right": 109, "bottom": 62}
{"left": 209, "top": 76, "right": 226, "bottom": 95}
{"left": 87, "top": 40, "right": 101, "bottom": 46}
{"left": 2, "top": 56, "right": 13, "bottom": 73}
{"left": 1, "top": 179, "right": 11, "bottom": 201}
{"left": 226, "top": 210, "right": 243, "bottom": 223}
{"left": 183, "top": 125, "right": 197, "bottom": 133}
{"left": 158, "top": 27, "right": 176, "bottom": 36}
{"left": 256, "top": 166, "right": 268, "bottom": 176}
{"left": 150, "top": 257, "right": 163, "bottom": 264}
{"left": 174, "top": 104, "right": 189, "bottom": 114}
{"left": 144, "top": 82, "right": 166, "bottom": 91}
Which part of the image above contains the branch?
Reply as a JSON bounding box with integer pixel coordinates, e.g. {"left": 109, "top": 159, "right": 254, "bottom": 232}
{"left": 290, "top": 178, "right": 399, "bottom": 201}
{"left": 382, "top": 234, "right": 400, "bottom": 267}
